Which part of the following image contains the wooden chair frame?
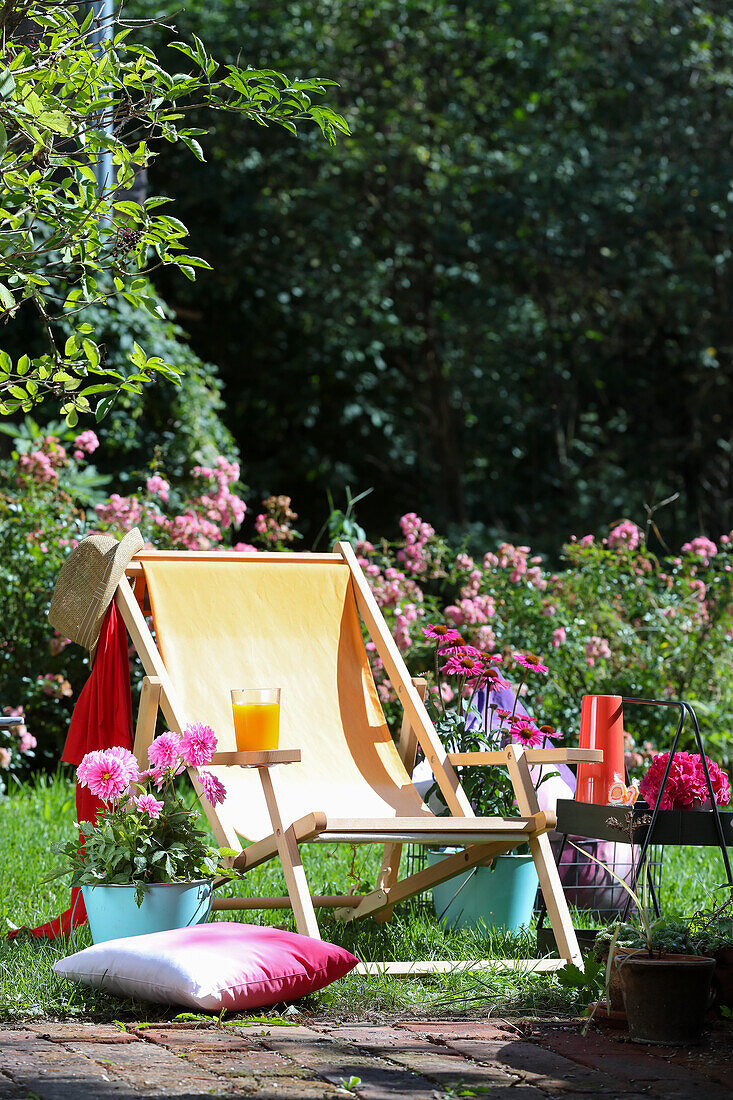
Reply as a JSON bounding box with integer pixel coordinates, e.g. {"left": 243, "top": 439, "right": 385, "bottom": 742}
{"left": 114, "top": 543, "right": 599, "bottom": 973}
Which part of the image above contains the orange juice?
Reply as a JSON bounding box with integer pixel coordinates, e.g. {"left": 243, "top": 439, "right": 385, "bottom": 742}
{"left": 233, "top": 702, "right": 280, "bottom": 751}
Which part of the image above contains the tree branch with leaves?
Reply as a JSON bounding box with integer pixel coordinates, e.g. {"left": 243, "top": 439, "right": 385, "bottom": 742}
{"left": 0, "top": 0, "right": 349, "bottom": 423}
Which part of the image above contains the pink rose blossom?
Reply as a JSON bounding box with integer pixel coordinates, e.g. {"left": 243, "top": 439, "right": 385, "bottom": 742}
{"left": 681, "top": 536, "right": 717, "bottom": 566}
{"left": 19, "top": 731, "right": 36, "bottom": 753}
{"left": 146, "top": 474, "right": 170, "bottom": 503}
{"left": 607, "top": 520, "right": 642, "bottom": 551}
{"left": 552, "top": 626, "right": 567, "bottom": 648}
{"left": 0, "top": 748, "right": 11, "bottom": 769}
{"left": 585, "top": 636, "right": 611, "bottom": 667}
{"left": 73, "top": 430, "right": 99, "bottom": 455}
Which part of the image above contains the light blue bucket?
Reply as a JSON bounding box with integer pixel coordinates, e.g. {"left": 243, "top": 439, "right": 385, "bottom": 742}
{"left": 428, "top": 850, "right": 539, "bottom": 932}
{"left": 81, "top": 879, "right": 214, "bottom": 944}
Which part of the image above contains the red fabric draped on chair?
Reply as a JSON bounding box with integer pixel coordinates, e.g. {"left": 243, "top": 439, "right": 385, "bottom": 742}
{"left": 8, "top": 601, "right": 133, "bottom": 939}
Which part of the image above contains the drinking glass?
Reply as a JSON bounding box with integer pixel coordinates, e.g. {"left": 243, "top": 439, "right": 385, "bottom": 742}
{"left": 231, "top": 688, "right": 281, "bottom": 751}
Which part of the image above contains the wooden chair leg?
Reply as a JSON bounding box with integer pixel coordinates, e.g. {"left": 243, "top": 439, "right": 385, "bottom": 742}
{"left": 258, "top": 766, "right": 321, "bottom": 940}
{"left": 375, "top": 677, "right": 427, "bottom": 923}
{"left": 133, "top": 676, "right": 162, "bottom": 770}
{"left": 504, "top": 745, "right": 582, "bottom": 967}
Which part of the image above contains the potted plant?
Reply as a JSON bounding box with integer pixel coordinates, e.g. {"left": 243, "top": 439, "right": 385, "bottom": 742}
{"left": 577, "top": 832, "right": 718, "bottom": 1045}
{"left": 423, "top": 626, "right": 560, "bottom": 932}
{"left": 690, "top": 895, "right": 733, "bottom": 1007}
{"left": 50, "top": 724, "right": 235, "bottom": 943}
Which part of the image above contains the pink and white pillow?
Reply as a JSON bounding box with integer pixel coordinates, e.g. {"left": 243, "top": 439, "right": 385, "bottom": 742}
{"left": 54, "top": 922, "right": 359, "bottom": 1009}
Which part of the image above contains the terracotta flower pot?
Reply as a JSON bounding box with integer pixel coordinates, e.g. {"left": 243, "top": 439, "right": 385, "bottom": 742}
{"left": 617, "top": 952, "right": 715, "bottom": 1045}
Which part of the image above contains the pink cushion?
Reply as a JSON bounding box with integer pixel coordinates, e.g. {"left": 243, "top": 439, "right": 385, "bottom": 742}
{"left": 53, "top": 922, "right": 359, "bottom": 1010}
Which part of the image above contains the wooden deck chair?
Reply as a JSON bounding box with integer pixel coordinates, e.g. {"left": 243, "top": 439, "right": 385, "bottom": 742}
{"left": 115, "top": 543, "right": 597, "bottom": 973}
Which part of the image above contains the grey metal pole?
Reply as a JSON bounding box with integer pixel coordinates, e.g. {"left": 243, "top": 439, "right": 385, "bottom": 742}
{"left": 92, "top": 0, "right": 115, "bottom": 196}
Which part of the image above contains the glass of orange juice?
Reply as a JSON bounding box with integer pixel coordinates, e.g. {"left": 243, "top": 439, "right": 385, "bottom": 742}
{"left": 231, "top": 688, "right": 281, "bottom": 751}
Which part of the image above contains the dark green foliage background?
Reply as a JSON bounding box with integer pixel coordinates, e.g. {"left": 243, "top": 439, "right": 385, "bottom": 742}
{"left": 130, "top": 0, "right": 733, "bottom": 548}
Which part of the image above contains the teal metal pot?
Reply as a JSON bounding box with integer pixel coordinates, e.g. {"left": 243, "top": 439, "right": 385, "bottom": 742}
{"left": 427, "top": 850, "right": 539, "bottom": 932}
{"left": 81, "top": 879, "right": 214, "bottom": 944}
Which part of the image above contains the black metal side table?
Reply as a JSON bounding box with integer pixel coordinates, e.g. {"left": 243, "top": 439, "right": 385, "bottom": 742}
{"left": 537, "top": 697, "right": 733, "bottom": 954}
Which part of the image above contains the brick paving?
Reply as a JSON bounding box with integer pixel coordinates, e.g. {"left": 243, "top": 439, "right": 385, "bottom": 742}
{"left": 0, "top": 1016, "right": 727, "bottom": 1098}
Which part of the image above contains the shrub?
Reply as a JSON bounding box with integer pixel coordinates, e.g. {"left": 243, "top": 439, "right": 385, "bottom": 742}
{"left": 2, "top": 432, "right": 732, "bottom": 776}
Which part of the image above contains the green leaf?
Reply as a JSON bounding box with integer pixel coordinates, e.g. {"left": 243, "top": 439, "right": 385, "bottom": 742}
{"left": 0, "top": 71, "right": 15, "bottom": 98}
{"left": 37, "top": 111, "right": 72, "bottom": 135}
{"left": 0, "top": 284, "right": 16, "bottom": 312}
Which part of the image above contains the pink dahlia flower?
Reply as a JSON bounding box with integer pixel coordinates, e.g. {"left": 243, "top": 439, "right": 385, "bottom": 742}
{"left": 148, "top": 732, "right": 183, "bottom": 770}
{"left": 180, "top": 723, "right": 217, "bottom": 767}
{"left": 198, "top": 769, "right": 227, "bottom": 806}
{"left": 132, "top": 793, "right": 164, "bottom": 819}
{"left": 77, "top": 749, "right": 133, "bottom": 803}
{"left": 513, "top": 652, "right": 549, "bottom": 675}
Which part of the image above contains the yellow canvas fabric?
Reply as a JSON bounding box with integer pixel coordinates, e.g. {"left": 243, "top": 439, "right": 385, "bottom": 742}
{"left": 142, "top": 559, "right": 430, "bottom": 844}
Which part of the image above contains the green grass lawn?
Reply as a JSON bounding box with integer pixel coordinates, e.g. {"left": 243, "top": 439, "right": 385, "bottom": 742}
{"left": 0, "top": 771, "right": 728, "bottom": 1022}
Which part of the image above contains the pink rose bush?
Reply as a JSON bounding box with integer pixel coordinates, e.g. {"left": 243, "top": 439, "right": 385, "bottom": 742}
{"left": 640, "top": 752, "right": 731, "bottom": 810}
{"left": 0, "top": 707, "right": 36, "bottom": 792}
{"left": 54, "top": 727, "right": 234, "bottom": 903}
{"left": 4, "top": 420, "right": 733, "bottom": 780}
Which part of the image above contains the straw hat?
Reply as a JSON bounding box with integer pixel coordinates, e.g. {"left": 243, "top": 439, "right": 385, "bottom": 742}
{"left": 49, "top": 528, "right": 144, "bottom": 661}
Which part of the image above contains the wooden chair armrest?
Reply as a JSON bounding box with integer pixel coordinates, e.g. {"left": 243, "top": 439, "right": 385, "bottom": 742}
{"left": 447, "top": 748, "right": 603, "bottom": 767}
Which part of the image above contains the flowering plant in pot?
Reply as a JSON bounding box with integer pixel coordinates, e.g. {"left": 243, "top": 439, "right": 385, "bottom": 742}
{"left": 50, "top": 724, "right": 235, "bottom": 942}
{"left": 640, "top": 751, "right": 731, "bottom": 810}
{"left": 578, "top": 835, "right": 718, "bottom": 1044}
{"left": 423, "top": 626, "right": 561, "bottom": 931}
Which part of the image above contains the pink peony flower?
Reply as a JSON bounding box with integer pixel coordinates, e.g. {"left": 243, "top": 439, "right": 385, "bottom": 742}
{"left": 148, "top": 732, "right": 183, "bottom": 770}
{"left": 513, "top": 652, "right": 549, "bottom": 675}
{"left": 552, "top": 626, "right": 567, "bottom": 648}
{"left": 198, "top": 769, "right": 227, "bottom": 806}
{"left": 180, "top": 722, "right": 217, "bottom": 767}
{"left": 0, "top": 748, "right": 11, "bottom": 769}
{"left": 132, "top": 793, "right": 164, "bottom": 819}
{"left": 77, "top": 749, "right": 133, "bottom": 802}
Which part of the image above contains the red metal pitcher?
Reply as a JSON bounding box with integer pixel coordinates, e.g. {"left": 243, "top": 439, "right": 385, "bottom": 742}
{"left": 576, "top": 694, "right": 625, "bottom": 804}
